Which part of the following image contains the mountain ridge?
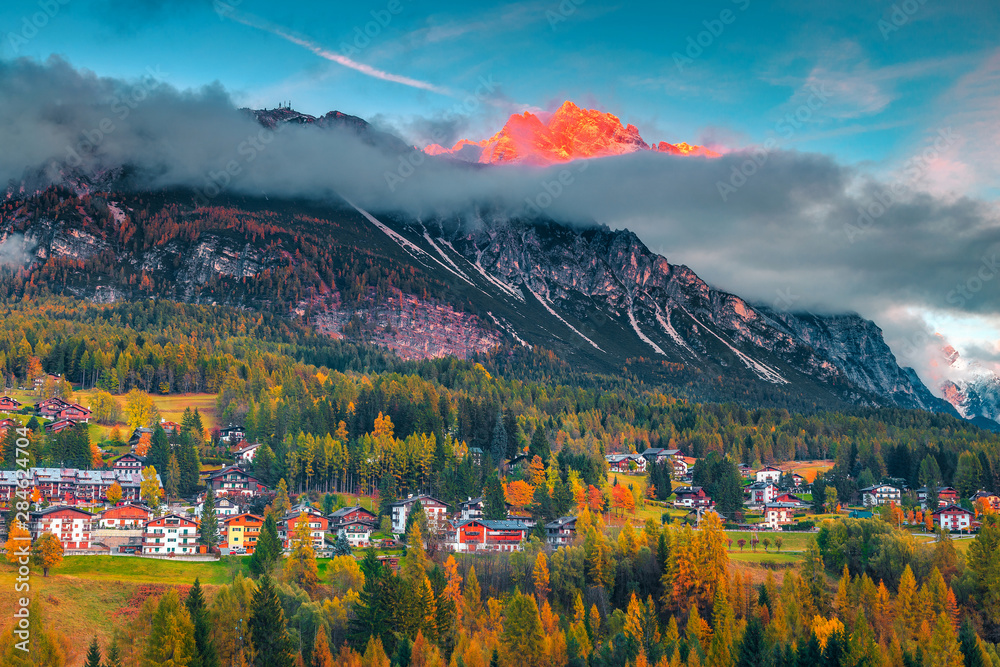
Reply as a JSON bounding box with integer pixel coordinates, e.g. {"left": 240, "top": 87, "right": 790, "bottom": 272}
{"left": 425, "top": 100, "right": 721, "bottom": 165}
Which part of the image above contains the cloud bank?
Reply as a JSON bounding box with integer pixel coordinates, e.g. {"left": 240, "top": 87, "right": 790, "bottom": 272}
{"left": 3, "top": 57, "right": 999, "bottom": 384}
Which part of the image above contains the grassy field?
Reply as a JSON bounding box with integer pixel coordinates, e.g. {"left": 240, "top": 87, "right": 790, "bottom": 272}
{"left": 729, "top": 550, "right": 803, "bottom": 565}
{"left": 726, "top": 530, "right": 814, "bottom": 552}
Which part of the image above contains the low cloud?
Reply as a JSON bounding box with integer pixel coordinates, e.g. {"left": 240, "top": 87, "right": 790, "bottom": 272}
{"left": 3, "top": 57, "right": 999, "bottom": 389}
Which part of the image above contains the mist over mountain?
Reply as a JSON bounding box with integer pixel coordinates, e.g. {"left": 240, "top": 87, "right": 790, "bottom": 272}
{"left": 2, "top": 57, "right": 999, "bottom": 414}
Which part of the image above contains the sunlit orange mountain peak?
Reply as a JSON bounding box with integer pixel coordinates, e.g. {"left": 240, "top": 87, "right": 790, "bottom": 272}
{"left": 425, "top": 100, "right": 720, "bottom": 165}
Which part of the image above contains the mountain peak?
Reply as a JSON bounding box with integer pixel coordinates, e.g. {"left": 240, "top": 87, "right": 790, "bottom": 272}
{"left": 425, "top": 101, "right": 720, "bottom": 165}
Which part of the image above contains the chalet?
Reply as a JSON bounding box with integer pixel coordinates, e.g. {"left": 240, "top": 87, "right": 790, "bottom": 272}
{"left": 218, "top": 425, "right": 246, "bottom": 443}
{"left": 457, "top": 497, "right": 484, "bottom": 522}
{"left": 0, "top": 418, "right": 16, "bottom": 434}
{"left": 44, "top": 418, "right": 79, "bottom": 434}
{"left": 791, "top": 473, "right": 807, "bottom": 489}
{"left": 36, "top": 397, "right": 91, "bottom": 423}
{"left": 196, "top": 496, "right": 240, "bottom": 521}
{"left": 673, "top": 457, "right": 691, "bottom": 479}
{"left": 918, "top": 486, "right": 960, "bottom": 509}
{"left": 772, "top": 492, "right": 808, "bottom": 507}
{"left": 329, "top": 505, "right": 378, "bottom": 530}
{"left": 277, "top": 505, "right": 328, "bottom": 549}
{"left": 159, "top": 420, "right": 181, "bottom": 435}
{"left": 640, "top": 447, "right": 681, "bottom": 464}
{"left": 128, "top": 427, "right": 154, "bottom": 448}
{"left": 98, "top": 503, "right": 153, "bottom": 529}
{"left": 232, "top": 442, "right": 261, "bottom": 463}
{"left": 970, "top": 490, "right": 1000, "bottom": 512}
{"left": 205, "top": 465, "right": 260, "bottom": 496}
{"left": 36, "top": 397, "right": 70, "bottom": 417}
{"left": 933, "top": 504, "right": 974, "bottom": 532}
{"left": 606, "top": 453, "right": 646, "bottom": 473}
{"left": 467, "top": 447, "right": 484, "bottom": 467}
{"left": 142, "top": 514, "right": 200, "bottom": 555}
{"left": 545, "top": 516, "right": 577, "bottom": 547}
{"left": 746, "top": 482, "right": 779, "bottom": 506}
{"left": 674, "top": 486, "right": 713, "bottom": 508}
{"left": 387, "top": 495, "right": 449, "bottom": 535}
{"left": 0, "top": 396, "right": 22, "bottom": 412}
{"left": 223, "top": 514, "right": 263, "bottom": 554}
{"left": 755, "top": 466, "right": 783, "bottom": 484}
{"left": 111, "top": 453, "right": 146, "bottom": 472}
{"left": 29, "top": 506, "right": 95, "bottom": 550}
{"left": 764, "top": 502, "right": 802, "bottom": 530}
{"left": 861, "top": 484, "right": 901, "bottom": 507}
{"left": 503, "top": 454, "right": 531, "bottom": 473}
{"left": 450, "top": 519, "right": 527, "bottom": 553}
{"left": 336, "top": 519, "right": 377, "bottom": 547}
{"left": 738, "top": 463, "right": 754, "bottom": 478}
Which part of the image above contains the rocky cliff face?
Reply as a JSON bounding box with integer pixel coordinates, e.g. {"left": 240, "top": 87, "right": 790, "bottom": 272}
{"left": 422, "top": 217, "right": 938, "bottom": 409}
{"left": 1, "top": 183, "right": 953, "bottom": 415}
{"left": 938, "top": 346, "right": 1000, "bottom": 425}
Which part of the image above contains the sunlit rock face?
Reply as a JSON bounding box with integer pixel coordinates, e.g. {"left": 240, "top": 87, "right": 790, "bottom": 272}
{"left": 425, "top": 101, "right": 720, "bottom": 165}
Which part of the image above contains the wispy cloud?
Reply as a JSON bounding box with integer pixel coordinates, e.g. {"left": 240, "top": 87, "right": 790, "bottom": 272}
{"left": 225, "top": 10, "right": 456, "bottom": 98}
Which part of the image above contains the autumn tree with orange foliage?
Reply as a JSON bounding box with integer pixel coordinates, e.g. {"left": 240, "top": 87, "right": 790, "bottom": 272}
{"left": 505, "top": 480, "right": 534, "bottom": 511}
{"left": 610, "top": 484, "right": 636, "bottom": 516}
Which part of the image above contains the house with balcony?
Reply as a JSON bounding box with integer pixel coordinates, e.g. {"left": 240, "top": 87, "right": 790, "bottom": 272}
{"left": 205, "top": 465, "right": 261, "bottom": 496}
{"left": 755, "top": 466, "right": 783, "bottom": 484}
{"left": 861, "top": 484, "right": 901, "bottom": 507}
{"left": 545, "top": 516, "right": 577, "bottom": 547}
{"left": 277, "top": 505, "right": 329, "bottom": 550}
{"left": 29, "top": 506, "right": 95, "bottom": 550}
{"left": 933, "top": 504, "right": 974, "bottom": 532}
{"left": 450, "top": 519, "right": 527, "bottom": 553}
{"left": 387, "top": 495, "right": 449, "bottom": 535}
{"left": 223, "top": 513, "right": 263, "bottom": 553}
{"left": 674, "top": 486, "right": 714, "bottom": 508}
{"left": 98, "top": 503, "right": 153, "bottom": 529}
{"left": 142, "top": 514, "right": 200, "bottom": 555}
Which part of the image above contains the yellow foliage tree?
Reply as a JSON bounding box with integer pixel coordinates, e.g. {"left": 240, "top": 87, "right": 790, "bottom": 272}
{"left": 32, "top": 533, "right": 63, "bottom": 577}
{"left": 107, "top": 481, "right": 123, "bottom": 506}
{"left": 533, "top": 552, "right": 550, "bottom": 601}
{"left": 3, "top": 520, "right": 31, "bottom": 566}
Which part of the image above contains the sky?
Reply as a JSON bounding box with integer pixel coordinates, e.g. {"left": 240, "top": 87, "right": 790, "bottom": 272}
{"left": 1, "top": 0, "right": 998, "bottom": 389}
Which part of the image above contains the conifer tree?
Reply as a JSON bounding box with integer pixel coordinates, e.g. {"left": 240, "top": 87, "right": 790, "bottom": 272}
{"left": 143, "top": 589, "right": 197, "bottom": 667}
{"left": 249, "top": 574, "right": 294, "bottom": 667}
{"left": 249, "top": 512, "right": 281, "bottom": 577}
{"left": 147, "top": 424, "right": 171, "bottom": 473}
{"left": 483, "top": 472, "right": 507, "bottom": 520}
{"left": 311, "top": 626, "right": 335, "bottom": 667}
{"left": 103, "top": 637, "right": 123, "bottom": 667}
{"left": 84, "top": 635, "right": 102, "bottom": 667}
{"left": 199, "top": 490, "right": 218, "bottom": 551}
{"left": 529, "top": 427, "right": 550, "bottom": 463}
{"left": 490, "top": 412, "right": 508, "bottom": 470}
{"left": 185, "top": 579, "right": 218, "bottom": 667}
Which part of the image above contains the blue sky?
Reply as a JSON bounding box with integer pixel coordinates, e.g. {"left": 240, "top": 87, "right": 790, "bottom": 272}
{"left": 1, "top": 0, "right": 999, "bottom": 379}
{"left": 2, "top": 0, "right": 997, "bottom": 181}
